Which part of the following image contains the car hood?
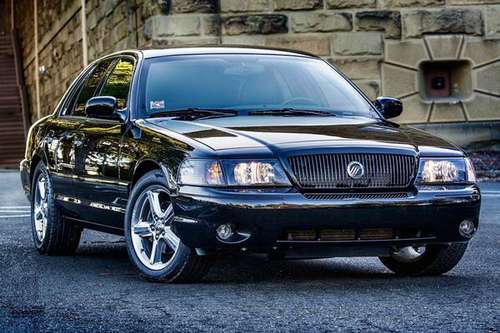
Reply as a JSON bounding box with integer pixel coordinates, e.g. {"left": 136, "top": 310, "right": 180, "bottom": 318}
{"left": 145, "top": 116, "right": 462, "bottom": 156}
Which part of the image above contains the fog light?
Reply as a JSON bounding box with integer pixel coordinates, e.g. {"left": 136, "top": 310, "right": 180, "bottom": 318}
{"left": 216, "top": 224, "right": 233, "bottom": 240}
{"left": 459, "top": 220, "right": 475, "bottom": 238}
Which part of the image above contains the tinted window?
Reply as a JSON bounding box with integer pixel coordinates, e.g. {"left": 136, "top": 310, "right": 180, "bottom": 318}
{"left": 68, "top": 59, "right": 113, "bottom": 117}
{"left": 139, "top": 55, "right": 377, "bottom": 119}
{"left": 100, "top": 57, "right": 134, "bottom": 109}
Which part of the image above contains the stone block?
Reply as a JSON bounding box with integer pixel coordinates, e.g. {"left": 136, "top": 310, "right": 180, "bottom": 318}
{"left": 291, "top": 12, "right": 352, "bottom": 33}
{"left": 330, "top": 58, "right": 380, "bottom": 80}
{"left": 385, "top": 39, "right": 428, "bottom": 69}
{"left": 462, "top": 37, "right": 500, "bottom": 66}
{"left": 429, "top": 103, "right": 466, "bottom": 122}
{"left": 202, "top": 15, "right": 221, "bottom": 35}
{"left": 476, "top": 61, "right": 500, "bottom": 96}
{"left": 140, "top": 0, "right": 170, "bottom": 20}
{"left": 223, "top": 15, "right": 288, "bottom": 35}
{"left": 144, "top": 15, "right": 201, "bottom": 38}
{"left": 171, "top": 0, "right": 218, "bottom": 13}
{"left": 152, "top": 36, "right": 220, "bottom": 47}
{"left": 265, "top": 35, "right": 331, "bottom": 55}
{"left": 403, "top": 9, "right": 483, "bottom": 38}
{"left": 356, "top": 11, "right": 401, "bottom": 39}
{"left": 331, "top": 32, "right": 383, "bottom": 56}
{"left": 326, "top": 0, "right": 376, "bottom": 9}
{"left": 485, "top": 6, "right": 500, "bottom": 39}
{"left": 273, "top": 0, "right": 323, "bottom": 11}
{"left": 425, "top": 35, "right": 463, "bottom": 59}
{"left": 222, "top": 35, "right": 266, "bottom": 45}
{"left": 354, "top": 80, "right": 380, "bottom": 100}
{"left": 393, "top": 94, "right": 431, "bottom": 123}
{"left": 220, "top": 0, "right": 270, "bottom": 13}
{"left": 464, "top": 94, "right": 500, "bottom": 121}
{"left": 448, "top": 0, "right": 500, "bottom": 4}
{"left": 384, "top": 0, "right": 444, "bottom": 6}
{"left": 382, "top": 64, "right": 417, "bottom": 97}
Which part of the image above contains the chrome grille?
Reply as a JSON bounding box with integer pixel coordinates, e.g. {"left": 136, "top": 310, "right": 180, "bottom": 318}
{"left": 288, "top": 153, "right": 416, "bottom": 190}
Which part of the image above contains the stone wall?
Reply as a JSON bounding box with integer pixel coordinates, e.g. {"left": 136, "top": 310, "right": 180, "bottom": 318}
{"left": 12, "top": 0, "right": 500, "bottom": 144}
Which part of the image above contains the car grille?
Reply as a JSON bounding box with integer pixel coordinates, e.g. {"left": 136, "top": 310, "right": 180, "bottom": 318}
{"left": 288, "top": 153, "right": 416, "bottom": 190}
{"left": 283, "top": 228, "right": 435, "bottom": 242}
{"left": 304, "top": 192, "right": 409, "bottom": 200}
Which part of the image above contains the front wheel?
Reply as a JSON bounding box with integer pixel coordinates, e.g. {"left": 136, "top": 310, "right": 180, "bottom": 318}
{"left": 124, "top": 170, "right": 213, "bottom": 283}
{"left": 379, "top": 243, "right": 468, "bottom": 276}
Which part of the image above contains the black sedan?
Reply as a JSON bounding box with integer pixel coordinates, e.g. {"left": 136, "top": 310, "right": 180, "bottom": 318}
{"left": 20, "top": 47, "right": 480, "bottom": 282}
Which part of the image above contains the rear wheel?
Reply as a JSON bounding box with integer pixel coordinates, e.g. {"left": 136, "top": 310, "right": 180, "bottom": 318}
{"left": 379, "top": 243, "right": 468, "bottom": 276}
{"left": 124, "top": 170, "right": 213, "bottom": 283}
{"left": 31, "top": 162, "right": 81, "bottom": 255}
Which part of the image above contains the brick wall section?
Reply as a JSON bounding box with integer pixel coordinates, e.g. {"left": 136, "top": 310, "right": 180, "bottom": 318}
{"left": 13, "top": 0, "right": 500, "bottom": 125}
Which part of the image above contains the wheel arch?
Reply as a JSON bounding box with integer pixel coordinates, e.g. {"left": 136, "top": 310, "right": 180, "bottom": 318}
{"left": 130, "top": 159, "right": 178, "bottom": 193}
{"left": 29, "top": 152, "right": 47, "bottom": 191}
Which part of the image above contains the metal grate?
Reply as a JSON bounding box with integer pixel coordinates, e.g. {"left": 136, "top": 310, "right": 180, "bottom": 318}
{"left": 283, "top": 228, "right": 435, "bottom": 242}
{"left": 288, "top": 153, "right": 416, "bottom": 190}
{"left": 304, "top": 192, "right": 409, "bottom": 200}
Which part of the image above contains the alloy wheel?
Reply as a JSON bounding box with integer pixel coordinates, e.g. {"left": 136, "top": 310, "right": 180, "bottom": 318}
{"left": 33, "top": 173, "right": 48, "bottom": 242}
{"left": 130, "top": 186, "right": 180, "bottom": 271}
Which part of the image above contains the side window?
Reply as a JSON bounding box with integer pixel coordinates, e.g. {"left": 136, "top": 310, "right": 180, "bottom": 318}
{"left": 67, "top": 59, "right": 113, "bottom": 117}
{"left": 99, "top": 57, "right": 135, "bottom": 110}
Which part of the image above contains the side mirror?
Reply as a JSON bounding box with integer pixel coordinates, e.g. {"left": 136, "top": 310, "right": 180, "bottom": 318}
{"left": 374, "top": 97, "right": 403, "bottom": 120}
{"left": 85, "top": 96, "right": 124, "bottom": 121}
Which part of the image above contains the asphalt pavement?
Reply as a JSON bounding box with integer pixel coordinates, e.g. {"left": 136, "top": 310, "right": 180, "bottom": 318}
{"left": 0, "top": 170, "right": 499, "bottom": 332}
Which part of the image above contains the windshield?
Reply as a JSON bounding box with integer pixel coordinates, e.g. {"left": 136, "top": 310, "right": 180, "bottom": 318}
{"left": 139, "top": 54, "right": 378, "bottom": 119}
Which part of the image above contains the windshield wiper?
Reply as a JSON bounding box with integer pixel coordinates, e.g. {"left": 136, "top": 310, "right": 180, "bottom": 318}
{"left": 149, "top": 108, "right": 238, "bottom": 120}
{"left": 248, "top": 108, "right": 335, "bottom": 117}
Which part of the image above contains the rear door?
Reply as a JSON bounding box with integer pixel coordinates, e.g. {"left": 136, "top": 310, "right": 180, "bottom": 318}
{"left": 72, "top": 56, "right": 135, "bottom": 230}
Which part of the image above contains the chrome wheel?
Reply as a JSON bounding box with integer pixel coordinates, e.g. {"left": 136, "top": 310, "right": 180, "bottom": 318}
{"left": 392, "top": 246, "right": 426, "bottom": 263}
{"left": 33, "top": 173, "right": 48, "bottom": 242}
{"left": 130, "top": 186, "right": 179, "bottom": 271}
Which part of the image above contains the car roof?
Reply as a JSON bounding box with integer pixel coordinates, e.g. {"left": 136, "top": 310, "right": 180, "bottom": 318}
{"left": 139, "top": 45, "right": 319, "bottom": 59}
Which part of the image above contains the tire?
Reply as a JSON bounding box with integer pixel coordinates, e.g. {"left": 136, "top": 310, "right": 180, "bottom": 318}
{"left": 124, "top": 170, "right": 213, "bottom": 283}
{"left": 31, "top": 162, "right": 82, "bottom": 255}
{"left": 379, "top": 243, "right": 468, "bottom": 276}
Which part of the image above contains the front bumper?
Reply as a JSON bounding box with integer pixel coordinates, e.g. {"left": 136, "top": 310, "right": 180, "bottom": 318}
{"left": 171, "top": 185, "right": 481, "bottom": 257}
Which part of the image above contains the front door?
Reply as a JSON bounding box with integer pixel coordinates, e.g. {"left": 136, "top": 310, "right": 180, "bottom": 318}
{"left": 72, "top": 57, "right": 135, "bottom": 231}
{"left": 51, "top": 58, "right": 115, "bottom": 219}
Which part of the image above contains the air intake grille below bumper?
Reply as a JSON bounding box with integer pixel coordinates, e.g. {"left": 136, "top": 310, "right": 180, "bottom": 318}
{"left": 288, "top": 153, "right": 416, "bottom": 190}
{"left": 304, "top": 192, "right": 409, "bottom": 200}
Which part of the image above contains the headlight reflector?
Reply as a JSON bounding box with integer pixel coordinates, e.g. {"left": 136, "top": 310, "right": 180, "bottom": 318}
{"left": 178, "top": 159, "right": 224, "bottom": 186}
{"left": 178, "top": 159, "right": 291, "bottom": 186}
{"left": 223, "top": 160, "right": 290, "bottom": 186}
{"left": 417, "top": 157, "right": 475, "bottom": 184}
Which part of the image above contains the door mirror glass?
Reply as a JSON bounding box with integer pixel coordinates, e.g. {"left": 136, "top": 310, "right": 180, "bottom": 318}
{"left": 374, "top": 97, "right": 403, "bottom": 119}
{"left": 85, "top": 96, "right": 122, "bottom": 121}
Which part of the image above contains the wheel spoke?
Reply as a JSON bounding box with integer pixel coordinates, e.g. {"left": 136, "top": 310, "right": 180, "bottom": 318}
{"left": 147, "top": 191, "right": 165, "bottom": 219}
{"left": 149, "top": 238, "right": 162, "bottom": 265}
{"left": 164, "top": 204, "right": 174, "bottom": 223}
{"left": 38, "top": 178, "right": 46, "bottom": 200}
{"left": 162, "top": 226, "right": 179, "bottom": 251}
{"left": 133, "top": 221, "right": 153, "bottom": 237}
{"left": 34, "top": 205, "right": 42, "bottom": 219}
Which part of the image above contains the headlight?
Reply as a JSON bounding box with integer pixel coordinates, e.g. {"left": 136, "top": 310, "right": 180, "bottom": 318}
{"left": 416, "top": 157, "right": 476, "bottom": 184}
{"left": 178, "top": 159, "right": 291, "bottom": 187}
